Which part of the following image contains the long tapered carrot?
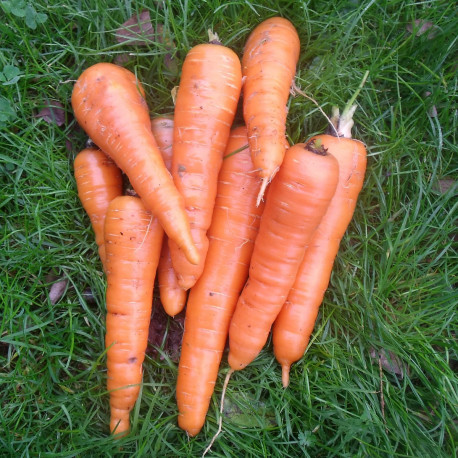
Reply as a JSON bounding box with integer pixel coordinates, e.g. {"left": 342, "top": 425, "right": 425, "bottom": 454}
{"left": 169, "top": 41, "right": 242, "bottom": 290}
{"left": 242, "top": 17, "right": 300, "bottom": 204}
{"left": 150, "top": 116, "right": 187, "bottom": 316}
{"left": 176, "top": 126, "right": 264, "bottom": 436}
{"left": 228, "top": 143, "right": 339, "bottom": 371}
{"left": 74, "top": 148, "right": 123, "bottom": 268}
{"left": 273, "top": 104, "right": 367, "bottom": 388}
{"left": 104, "top": 196, "right": 163, "bottom": 436}
{"left": 71, "top": 62, "right": 199, "bottom": 265}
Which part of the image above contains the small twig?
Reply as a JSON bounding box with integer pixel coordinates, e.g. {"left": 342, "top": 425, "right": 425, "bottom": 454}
{"left": 202, "top": 369, "right": 234, "bottom": 457}
{"left": 291, "top": 81, "right": 339, "bottom": 137}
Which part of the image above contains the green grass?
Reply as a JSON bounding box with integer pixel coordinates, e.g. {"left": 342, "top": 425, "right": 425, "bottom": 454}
{"left": 1, "top": 0, "right": 457, "bottom": 456}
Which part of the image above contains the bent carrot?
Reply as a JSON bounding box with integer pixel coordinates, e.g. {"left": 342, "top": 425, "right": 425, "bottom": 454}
{"left": 176, "top": 126, "right": 264, "bottom": 436}
{"left": 71, "top": 63, "right": 199, "bottom": 265}
{"left": 273, "top": 104, "right": 367, "bottom": 387}
{"left": 151, "top": 116, "right": 187, "bottom": 316}
{"left": 228, "top": 142, "right": 339, "bottom": 371}
{"left": 104, "top": 196, "right": 163, "bottom": 436}
{"left": 242, "top": 17, "right": 300, "bottom": 204}
{"left": 169, "top": 41, "right": 242, "bottom": 290}
{"left": 74, "top": 147, "right": 123, "bottom": 268}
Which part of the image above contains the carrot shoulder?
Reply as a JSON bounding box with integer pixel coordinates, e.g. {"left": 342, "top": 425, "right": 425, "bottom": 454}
{"left": 273, "top": 109, "right": 367, "bottom": 387}
{"left": 74, "top": 147, "right": 123, "bottom": 268}
{"left": 228, "top": 143, "right": 339, "bottom": 371}
{"left": 151, "top": 116, "right": 187, "bottom": 317}
{"left": 176, "top": 126, "right": 264, "bottom": 436}
{"left": 242, "top": 17, "right": 300, "bottom": 204}
{"left": 71, "top": 63, "right": 198, "bottom": 265}
{"left": 104, "top": 196, "right": 163, "bottom": 436}
{"left": 169, "top": 42, "right": 242, "bottom": 290}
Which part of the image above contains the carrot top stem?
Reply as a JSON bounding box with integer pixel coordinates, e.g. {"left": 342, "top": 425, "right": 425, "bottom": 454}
{"left": 336, "top": 70, "right": 370, "bottom": 138}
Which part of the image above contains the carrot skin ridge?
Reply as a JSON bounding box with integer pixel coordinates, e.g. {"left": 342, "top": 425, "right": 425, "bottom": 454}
{"left": 176, "top": 126, "right": 264, "bottom": 436}
{"left": 151, "top": 116, "right": 188, "bottom": 316}
{"left": 273, "top": 134, "right": 367, "bottom": 387}
{"left": 71, "top": 63, "right": 199, "bottom": 265}
{"left": 228, "top": 143, "right": 340, "bottom": 371}
{"left": 242, "top": 17, "right": 300, "bottom": 203}
{"left": 74, "top": 148, "right": 123, "bottom": 268}
{"left": 169, "top": 43, "right": 243, "bottom": 290}
{"left": 104, "top": 196, "right": 163, "bottom": 436}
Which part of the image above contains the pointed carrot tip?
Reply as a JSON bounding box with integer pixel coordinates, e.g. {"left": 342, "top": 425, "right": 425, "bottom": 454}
{"left": 281, "top": 365, "right": 291, "bottom": 388}
{"left": 256, "top": 177, "right": 269, "bottom": 207}
{"left": 184, "top": 245, "right": 200, "bottom": 266}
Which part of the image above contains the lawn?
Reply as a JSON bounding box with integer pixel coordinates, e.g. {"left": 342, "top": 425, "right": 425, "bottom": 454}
{"left": 1, "top": 0, "right": 456, "bottom": 456}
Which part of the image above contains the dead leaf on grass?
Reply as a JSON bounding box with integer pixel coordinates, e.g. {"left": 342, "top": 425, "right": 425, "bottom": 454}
{"left": 370, "top": 347, "right": 407, "bottom": 378}
{"left": 437, "top": 178, "right": 456, "bottom": 195}
{"left": 115, "top": 10, "right": 155, "bottom": 46}
{"left": 49, "top": 278, "right": 68, "bottom": 305}
{"left": 34, "top": 100, "right": 66, "bottom": 126}
{"left": 406, "top": 19, "right": 438, "bottom": 39}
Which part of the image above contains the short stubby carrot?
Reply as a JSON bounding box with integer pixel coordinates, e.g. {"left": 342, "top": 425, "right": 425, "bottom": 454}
{"left": 74, "top": 147, "right": 123, "bottom": 268}
{"left": 273, "top": 108, "right": 367, "bottom": 387}
{"left": 169, "top": 43, "right": 242, "bottom": 290}
{"left": 228, "top": 142, "right": 339, "bottom": 371}
{"left": 104, "top": 196, "right": 163, "bottom": 436}
{"left": 176, "top": 126, "right": 264, "bottom": 436}
{"left": 242, "top": 17, "right": 300, "bottom": 204}
{"left": 71, "top": 63, "right": 199, "bottom": 265}
{"left": 151, "top": 116, "right": 187, "bottom": 316}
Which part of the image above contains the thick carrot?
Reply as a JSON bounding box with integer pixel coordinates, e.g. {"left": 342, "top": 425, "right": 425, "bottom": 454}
{"left": 242, "top": 17, "right": 300, "bottom": 204}
{"left": 228, "top": 143, "right": 339, "bottom": 371}
{"left": 169, "top": 42, "right": 242, "bottom": 290}
{"left": 151, "top": 116, "right": 187, "bottom": 316}
{"left": 71, "top": 63, "right": 199, "bottom": 265}
{"left": 104, "top": 196, "right": 163, "bottom": 436}
{"left": 74, "top": 147, "right": 123, "bottom": 268}
{"left": 273, "top": 105, "right": 367, "bottom": 387}
{"left": 176, "top": 126, "right": 264, "bottom": 436}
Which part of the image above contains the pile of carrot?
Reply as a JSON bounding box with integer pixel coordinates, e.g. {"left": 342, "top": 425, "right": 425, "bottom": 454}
{"left": 71, "top": 16, "right": 367, "bottom": 439}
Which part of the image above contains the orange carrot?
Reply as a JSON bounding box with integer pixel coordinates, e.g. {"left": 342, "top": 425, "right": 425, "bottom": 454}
{"left": 176, "top": 126, "right": 264, "bottom": 436}
{"left": 228, "top": 142, "right": 339, "bottom": 371}
{"left": 151, "top": 116, "right": 187, "bottom": 316}
{"left": 242, "top": 17, "right": 300, "bottom": 204}
{"left": 104, "top": 196, "right": 163, "bottom": 436}
{"left": 169, "top": 41, "right": 242, "bottom": 290}
{"left": 273, "top": 103, "right": 367, "bottom": 387}
{"left": 71, "top": 63, "right": 199, "bottom": 265}
{"left": 74, "top": 147, "right": 123, "bottom": 268}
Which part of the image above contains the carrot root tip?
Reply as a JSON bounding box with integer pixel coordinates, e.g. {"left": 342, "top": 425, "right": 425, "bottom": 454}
{"left": 281, "top": 364, "right": 291, "bottom": 388}
{"left": 256, "top": 176, "right": 269, "bottom": 207}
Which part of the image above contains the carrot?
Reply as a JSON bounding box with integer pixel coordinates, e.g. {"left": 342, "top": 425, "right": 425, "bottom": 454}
{"left": 71, "top": 62, "right": 199, "bottom": 265}
{"left": 169, "top": 40, "right": 242, "bottom": 290}
{"left": 242, "top": 17, "right": 300, "bottom": 205}
{"left": 228, "top": 142, "right": 339, "bottom": 371}
{"left": 74, "top": 147, "right": 123, "bottom": 268}
{"left": 273, "top": 80, "right": 369, "bottom": 387}
{"left": 104, "top": 195, "right": 163, "bottom": 436}
{"left": 176, "top": 126, "right": 264, "bottom": 436}
{"left": 151, "top": 116, "right": 187, "bottom": 316}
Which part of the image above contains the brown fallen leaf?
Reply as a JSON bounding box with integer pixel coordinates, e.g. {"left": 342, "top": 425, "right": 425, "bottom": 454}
{"left": 370, "top": 347, "right": 407, "bottom": 378}
{"left": 437, "top": 178, "right": 456, "bottom": 195}
{"left": 147, "top": 296, "right": 185, "bottom": 361}
{"left": 115, "top": 10, "right": 155, "bottom": 46}
{"left": 406, "top": 19, "right": 438, "bottom": 40}
{"left": 35, "top": 101, "right": 66, "bottom": 126}
{"left": 49, "top": 279, "right": 68, "bottom": 305}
